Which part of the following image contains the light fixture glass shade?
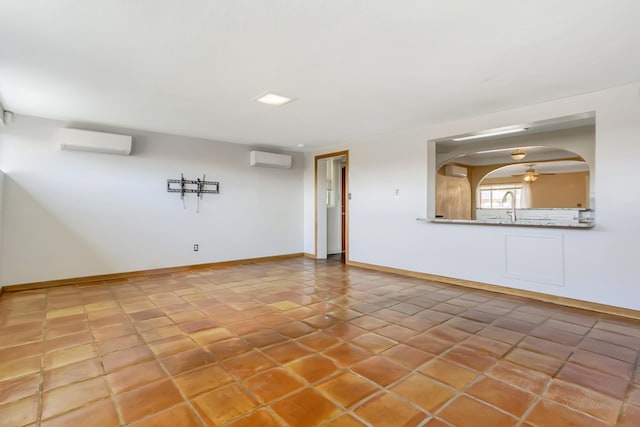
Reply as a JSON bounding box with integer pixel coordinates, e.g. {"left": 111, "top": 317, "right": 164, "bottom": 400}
{"left": 523, "top": 167, "right": 538, "bottom": 182}
{"left": 510, "top": 150, "right": 527, "bottom": 160}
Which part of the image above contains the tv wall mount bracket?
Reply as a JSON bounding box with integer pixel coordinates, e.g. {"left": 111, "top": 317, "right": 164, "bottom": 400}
{"left": 167, "top": 173, "right": 219, "bottom": 210}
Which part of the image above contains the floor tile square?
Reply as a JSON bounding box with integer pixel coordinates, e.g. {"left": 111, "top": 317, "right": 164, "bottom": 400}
{"left": 139, "top": 325, "right": 183, "bottom": 343}
{"left": 127, "top": 403, "right": 204, "bottom": 427}
{"left": 505, "top": 348, "right": 564, "bottom": 376}
{"left": 174, "top": 363, "right": 234, "bottom": 398}
{"left": 350, "top": 333, "right": 397, "bottom": 354}
{"left": 222, "top": 350, "right": 277, "bottom": 379}
{"left": 466, "top": 376, "right": 536, "bottom": 418}
{"left": 43, "top": 358, "right": 103, "bottom": 392}
{"left": 40, "top": 398, "right": 119, "bottom": 427}
{"left": 96, "top": 333, "right": 142, "bottom": 355}
{"left": 525, "top": 399, "right": 611, "bottom": 427}
{"left": 569, "top": 348, "right": 634, "bottom": 379}
{"left": 297, "top": 331, "right": 340, "bottom": 351}
{"left": 557, "top": 363, "right": 629, "bottom": 399}
{"left": 351, "top": 356, "right": 410, "bottom": 386}
{"left": 316, "top": 371, "right": 380, "bottom": 408}
{"left": 44, "top": 343, "right": 97, "bottom": 370}
{"left": 193, "top": 383, "right": 258, "bottom": 426}
{"left": 323, "top": 343, "right": 372, "bottom": 367}
{"left": 354, "top": 392, "right": 427, "bottom": 427}
{"left": 107, "top": 359, "right": 167, "bottom": 394}
{"left": 148, "top": 335, "right": 198, "bottom": 358}
{"left": 418, "top": 358, "right": 478, "bottom": 388}
{"left": 286, "top": 354, "right": 339, "bottom": 383}
{"left": 486, "top": 360, "right": 551, "bottom": 394}
{"left": 41, "top": 377, "right": 110, "bottom": 420}
{"left": 390, "top": 373, "right": 455, "bottom": 412}
{"left": 224, "top": 409, "right": 283, "bottom": 427}
{"left": 244, "top": 368, "right": 305, "bottom": 403}
{"left": 116, "top": 379, "right": 184, "bottom": 423}
{"left": 437, "top": 395, "right": 517, "bottom": 427}
{"left": 191, "top": 327, "right": 235, "bottom": 346}
{"left": 405, "top": 334, "right": 453, "bottom": 355}
{"left": 442, "top": 345, "right": 497, "bottom": 372}
{"left": 0, "top": 373, "right": 40, "bottom": 405}
{"left": 160, "top": 348, "right": 217, "bottom": 375}
{"left": 381, "top": 344, "right": 432, "bottom": 369}
{"left": 620, "top": 404, "right": 640, "bottom": 427}
{"left": 271, "top": 388, "right": 341, "bottom": 427}
{"left": 325, "top": 323, "right": 367, "bottom": 341}
{"left": 276, "top": 321, "right": 316, "bottom": 338}
{"left": 262, "top": 341, "right": 311, "bottom": 364}
{"left": 0, "top": 396, "right": 39, "bottom": 427}
{"left": 101, "top": 345, "right": 155, "bottom": 372}
{"left": 324, "top": 414, "right": 367, "bottom": 427}
{"left": 242, "top": 329, "right": 288, "bottom": 348}
{"left": 544, "top": 379, "right": 622, "bottom": 423}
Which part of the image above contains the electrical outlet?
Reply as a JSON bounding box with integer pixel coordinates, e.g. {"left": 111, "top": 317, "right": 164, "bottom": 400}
{"left": 193, "top": 244, "right": 199, "bottom": 251}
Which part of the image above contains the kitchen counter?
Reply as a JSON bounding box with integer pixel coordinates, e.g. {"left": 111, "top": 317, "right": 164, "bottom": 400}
{"left": 428, "top": 218, "right": 594, "bottom": 228}
{"left": 422, "top": 208, "right": 594, "bottom": 228}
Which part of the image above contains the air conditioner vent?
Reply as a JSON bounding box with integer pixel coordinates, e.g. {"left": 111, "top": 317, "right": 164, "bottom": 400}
{"left": 249, "top": 151, "right": 292, "bottom": 169}
{"left": 59, "top": 128, "right": 132, "bottom": 155}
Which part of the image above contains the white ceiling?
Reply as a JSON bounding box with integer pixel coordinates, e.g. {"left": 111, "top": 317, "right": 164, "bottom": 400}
{"left": 485, "top": 160, "right": 589, "bottom": 178}
{"left": 1, "top": 1, "right": 639, "bottom": 150}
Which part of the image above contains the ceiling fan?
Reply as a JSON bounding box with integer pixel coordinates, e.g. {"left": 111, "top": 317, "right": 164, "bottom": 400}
{"left": 511, "top": 164, "right": 555, "bottom": 182}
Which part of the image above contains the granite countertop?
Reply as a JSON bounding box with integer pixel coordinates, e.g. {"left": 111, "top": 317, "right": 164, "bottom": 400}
{"left": 428, "top": 218, "right": 594, "bottom": 228}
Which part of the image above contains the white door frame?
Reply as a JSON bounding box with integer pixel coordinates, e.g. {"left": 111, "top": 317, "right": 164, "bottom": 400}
{"left": 315, "top": 150, "right": 349, "bottom": 261}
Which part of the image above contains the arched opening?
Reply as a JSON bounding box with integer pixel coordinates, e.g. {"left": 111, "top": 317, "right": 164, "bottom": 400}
{"left": 475, "top": 158, "right": 589, "bottom": 220}
{"left": 436, "top": 146, "right": 590, "bottom": 220}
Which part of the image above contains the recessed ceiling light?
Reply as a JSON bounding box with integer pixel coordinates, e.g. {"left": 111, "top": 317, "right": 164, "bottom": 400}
{"left": 297, "top": 144, "right": 304, "bottom": 147}
{"left": 256, "top": 93, "right": 295, "bottom": 106}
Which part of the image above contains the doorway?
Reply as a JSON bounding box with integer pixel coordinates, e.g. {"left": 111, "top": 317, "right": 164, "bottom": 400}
{"left": 315, "top": 151, "right": 349, "bottom": 262}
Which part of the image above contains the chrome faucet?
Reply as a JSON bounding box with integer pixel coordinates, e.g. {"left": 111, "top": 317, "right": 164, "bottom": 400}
{"left": 502, "top": 191, "right": 517, "bottom": 222}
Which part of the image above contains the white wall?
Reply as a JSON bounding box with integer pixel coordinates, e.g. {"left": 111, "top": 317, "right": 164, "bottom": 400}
{"left": 304, "top": 82, "right": 640, "bottom": 310}
{"left": 0, "top": 115, "right": 303, "bottom": 285}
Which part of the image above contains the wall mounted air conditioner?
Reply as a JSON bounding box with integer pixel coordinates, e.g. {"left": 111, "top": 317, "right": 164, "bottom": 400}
{"left": 249, "top": 151, "right": 292, "bottom": 169}
{"left": 445, "top": 165, "right": 467, "bottom": 178}
{"left": 59, "top": 128, "right": 132, "bottom": 155}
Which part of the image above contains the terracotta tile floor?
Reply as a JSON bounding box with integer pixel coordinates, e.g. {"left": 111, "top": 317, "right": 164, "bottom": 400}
{"left": 1, "top": 257, "right": 640, "bottom": 426}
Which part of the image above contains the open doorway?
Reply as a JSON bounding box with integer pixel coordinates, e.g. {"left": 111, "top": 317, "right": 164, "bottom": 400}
{"left": 315, "top": 151, "right": 348, "bottom": 262}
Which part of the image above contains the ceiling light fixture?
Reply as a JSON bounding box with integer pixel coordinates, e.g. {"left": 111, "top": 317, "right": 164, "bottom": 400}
{"left": 510, "top": 149, "right": 527, "bottom": 160}
{"left": 452, "top": 128, "right": 527, "bottom": 142}
{"left": 256, "top": 92, "right": 295, "bottom": 106}
{"left": 523, "top": 166, "right": 539, "bottom": 183}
